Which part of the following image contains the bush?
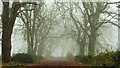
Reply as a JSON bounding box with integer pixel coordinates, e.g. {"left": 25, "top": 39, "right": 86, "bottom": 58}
{"left": 75, "top": 55, "right": 92, "bottom": 63}
{"left": 75, "top": 50, "right": 120, "bottom": 66}
{"left": 31, "top": 55, "right": 43, "bottom": 62}
{"left": 12, "top": 53, "right": 33, "bottom": 63}
{"left": 105, "top": 59, "right": 114, "bottom": 66}
{"left": 110, "top": 50, "right": 120, "bottom": 65}
{"left": 12, "top": 53, "right": 43, "bottom": 63}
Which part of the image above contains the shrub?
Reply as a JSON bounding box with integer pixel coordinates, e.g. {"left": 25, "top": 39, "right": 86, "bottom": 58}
{"left": 12, "top": 53, "right": 34, "bottom": 63}
{"left": 75, "top": 55, "right": 92, "bottom": 63}
{"left": 110, "top": 50, "right": 120, "bottom": 65}
{"left": 12, "top": 53, "right": 43, "bottom": 63}
{"left": 105, "top": 59, "right": 114, "bottom": 66}
{"left": 12, "top": 53, "right": 33, "bottom": 63}
{"left": 31, "top": 55, "right": 43, "bottom": 62}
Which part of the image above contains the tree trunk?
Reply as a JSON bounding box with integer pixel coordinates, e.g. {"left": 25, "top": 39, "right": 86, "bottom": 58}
{"left": 2, "top": 2, "right": 21, "bottom": 63}
{"left": 33, "top": 32, "right": 38, "bottom": 55}
{"left": 79, "top": 40, "right": 86, "bottom": 56}
{"left": 30, "top": 35, "right": 34, "bottom": 54}
{"left": 79, "top": 34, "right": 86, "bottom": 56}
{"left": 37, "top": 43, "right": 44, "bottom": 56}
{"left": 2, "top": 2, "right": 11, "bottom": 63}
{"left": 27, "top": 31, "right": 31, "bottom": 54}
{"left": 88, "top": 30, "right": 97, "bottom": 56}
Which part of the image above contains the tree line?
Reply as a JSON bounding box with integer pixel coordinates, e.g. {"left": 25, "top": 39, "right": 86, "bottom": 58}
{"left": 1, "top": 1, "right": 120, "bottom": 63}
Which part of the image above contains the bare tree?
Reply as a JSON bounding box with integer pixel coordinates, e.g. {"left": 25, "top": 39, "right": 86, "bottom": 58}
{"left": 18, "top": 3, "right": 45, "bottom": 55}
{"left": 1, "top": 1, "right": 37, "bottom": 63}
{"left": 55, "top": 2, "right": 119, "bottom": 56}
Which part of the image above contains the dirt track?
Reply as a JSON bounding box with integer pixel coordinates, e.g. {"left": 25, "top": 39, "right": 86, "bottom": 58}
{"left": 35, "top": 60, "right": 83, "bottom": 66}
{"left": 2, "top": 60, "right": 84, "bottom": 68}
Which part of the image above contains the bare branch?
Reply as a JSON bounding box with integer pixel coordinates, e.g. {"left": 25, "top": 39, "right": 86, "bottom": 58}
{"left": 90, "top": 2, "right": 120, "bottom": 17}
{"left": 18, "top": 9, "right": 34, "bottom": 14}
{"left": 77, "top": 21, "right": 90, "bottom": 37}
{"left": 47, "top": 33, "right": 71, "bottom": 38}
{"left": 108, "top": 21, "right": 120, "bottom": 28}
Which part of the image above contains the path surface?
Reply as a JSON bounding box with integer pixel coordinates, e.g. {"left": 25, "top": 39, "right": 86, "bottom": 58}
{"left": 35, "top": 60, "right": 83, "bottom": 66}
{"left": 2, "top": 60, "right": 84, "bottom": 68}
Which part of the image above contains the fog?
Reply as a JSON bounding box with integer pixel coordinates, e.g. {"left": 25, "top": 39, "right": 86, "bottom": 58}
{"left": 10, "top": 21, "right": 118, "bottom": 57}
{"left": 0, "top": 1, "right": 119, "bottom": 57}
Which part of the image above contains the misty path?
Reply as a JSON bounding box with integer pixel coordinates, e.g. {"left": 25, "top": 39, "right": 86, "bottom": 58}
{"left": 1, "top": 1, "right": 119, "bottom": 68}
{"left": 35, "top": 60, "right": 83, "bottom": 66}
{"left": 33, "top": 57, "right": 83, "bottom": 66}
{"left": 2, "top": 60, "right": 83, "bottom": 68}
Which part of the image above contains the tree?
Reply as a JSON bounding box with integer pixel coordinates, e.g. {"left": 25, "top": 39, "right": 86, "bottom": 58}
{"left": 55, "top": 2, "right": 120, "bottom": 56}
{"left": 1, "top": 1, "right": 37, "bottom": 63}
{"left": 82, "top": 2, "right": 119, "bottom": 56}
{"left": 19, "top": 2, "right": 60, "bottom": 56}
{"left": 56, "top": 2, "right": 89, "bottom": 56}
{"left": 19, "top": 3, "right": 44, "bottom": 55}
